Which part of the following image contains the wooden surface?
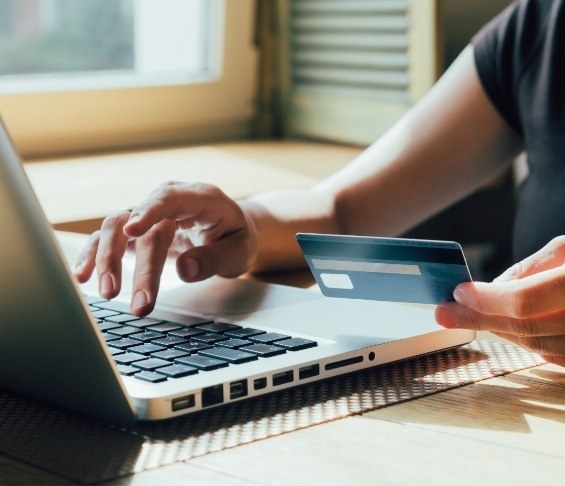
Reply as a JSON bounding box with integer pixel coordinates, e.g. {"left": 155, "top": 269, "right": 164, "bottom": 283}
{"left": 3, "top": 142, "right": 563, "bottom": 484}
{"left": 24, "top": 140, "right": 361, "bottom": 234}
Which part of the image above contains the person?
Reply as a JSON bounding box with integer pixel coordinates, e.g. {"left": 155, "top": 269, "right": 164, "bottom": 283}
{"left": 74, "top": 0, "right": 564, "bottom": 367}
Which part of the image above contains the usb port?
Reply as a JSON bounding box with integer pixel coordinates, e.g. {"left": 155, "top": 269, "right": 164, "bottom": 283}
{"left": 229, "top": 379, "right": 248, "bottom": 399}
{"left": 272, "top": 370, "right": 294, "bottom": 386}
{"left": 254, "top": 377, "right": 267, "bottom": 390}
{"left": 171, "top": 394, "right": 195, "bottom": 412}
{"left": 299, "top": 364, "right": 319, "bottom": 380}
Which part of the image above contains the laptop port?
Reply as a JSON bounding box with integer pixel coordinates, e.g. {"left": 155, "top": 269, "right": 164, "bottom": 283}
{"left": 299, "top": 364, "right": 319, "bottom": 380}
{"left": 229, "top": 379, "right": 248, "bottom": 399}
{"left": 254, "top": 377, "right": 267, "bottom": 390}
{"left": 325, "top": 355, "right": 363, "bottom": 371}
{"left": 272, "top": 370, "right": 293, "bottom": 386}
{"left": 202, "top": 384, "right": 224, "bottom": 407}
{"left": 171, "top": 394, "right": 195, "bottom": 412}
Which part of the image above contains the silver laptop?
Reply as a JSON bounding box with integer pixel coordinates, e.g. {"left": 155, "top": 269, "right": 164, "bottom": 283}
{"left": 0, "top": 120, "right": 474, "bottom": 424}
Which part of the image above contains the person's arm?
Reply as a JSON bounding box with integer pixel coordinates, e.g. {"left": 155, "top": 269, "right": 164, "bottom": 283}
{"left": 244, "top": 45, "right": 522, "bottom": 272}
{"left": 75, "top": 45, "right": 522, "bottom": 315}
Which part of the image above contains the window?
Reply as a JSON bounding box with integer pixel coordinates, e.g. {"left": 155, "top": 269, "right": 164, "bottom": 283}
{"left": 0, "top": 0, "right": 217, "bottom": 93}
{"left": 0, "top": 0, "right": 257, "bottom": 157}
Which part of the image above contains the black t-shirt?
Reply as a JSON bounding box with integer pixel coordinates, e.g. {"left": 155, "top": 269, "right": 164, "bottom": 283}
{"left": 472, "top": 0, "right": 565, "bottom": 261}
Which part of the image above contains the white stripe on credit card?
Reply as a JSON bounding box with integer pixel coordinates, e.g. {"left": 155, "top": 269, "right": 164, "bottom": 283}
{"left": 312, "top": 259, "right": 421, "bottom": 276}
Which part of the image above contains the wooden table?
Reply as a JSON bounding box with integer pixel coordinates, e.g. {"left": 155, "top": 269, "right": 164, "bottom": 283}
{"left": 2, "top": 143, "right": 563, "bottom": 484}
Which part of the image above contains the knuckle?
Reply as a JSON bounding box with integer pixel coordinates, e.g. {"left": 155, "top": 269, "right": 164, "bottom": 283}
{"left": 94, "top": 251, "right": 114, "bottom": 273}
{"left": 508, "top": 318, "right": 537, "bottom": 337}
{"left": 101, "top": 211, "right": 127, "bottom": 230}
{"left": 549, "top": 235, "right": 565, "bottom": 250}
{"left": 508, "top": 288, "right": 533, "bottom": 318}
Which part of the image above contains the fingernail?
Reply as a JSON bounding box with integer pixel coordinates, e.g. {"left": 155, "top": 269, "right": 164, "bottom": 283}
{"left": 185, "top": 258, "right": 199, "bottom": 279}
{"left": 453, "top": 287, "right": 469, "bottom": 306}
{"left": 435, "top": 304, "right": 459, "bottom": 328}
{"left": 132, "top": 290, "right": 149, "bottom": 310}
{"left": 127, "top": 212, "right": 141, "bottom": 225}
{"left": 100, "top": 273, "right": 114, "bottom": 296}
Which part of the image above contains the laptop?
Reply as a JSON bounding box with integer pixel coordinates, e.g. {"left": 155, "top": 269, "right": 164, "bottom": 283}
{"left": 0, "top": 119, "right": 475, "bottom": 424}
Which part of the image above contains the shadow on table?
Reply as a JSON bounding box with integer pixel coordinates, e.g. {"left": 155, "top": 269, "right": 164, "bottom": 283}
{"left": 0, "top": 343, "right": 535, "bottom": 484}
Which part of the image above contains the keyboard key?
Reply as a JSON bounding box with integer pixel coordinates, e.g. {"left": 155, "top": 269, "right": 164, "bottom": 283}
{"left": 199, "top": 347, "right": 258, "bottom": 364}
{"left": 250, "top": 332, "right": 291, "bottom": 344}
{"left": 169, "top": 327, "right": 205, "bottom": 338}
{"left": 241, "top": 344, "right": 286, "bottom": 357}
{"left": 128, "top": 343, "right": 166, "bottom": 355}
{"left": 151, "top": 349, "right": 189, "bottom": 361}
{"left": 217, "top": 338, "right": 254, "bottom": 349}
{"left": 91, "top": 309, "right": 120, "bottom": 319}
{"left": 107, "top": 326, "right": 141, "bottom": 337}
{"left": 275, "top": 338, "right": 318, "bottom": 351}
{"left": 191, "top": 333, "right": 228, "bottom": 345}
{"left": 130, "top": 331, "right": 165, "bottom": 342}
{"left": 133, "top": 358, "right": 171, "bottom": 371}
{"left": 116, "top": 364, "right": 138, "bottom": 376}
{"left": 108, "top": 338, "right": 140, "bottom": 350}
{"left": 195, "top": 322, "right": 242, "bottom": 333}
{"left": 105, "top": 314, "right": 141, "bottom": 324}
{"left": 109, "top": 347, "right": 125, "bottom": 356}
{"left": 151, "top": 336, "right": 188, "bottom": 347}
{"left": 97, "top": 321, "right": 122, "bottom": 332}
{"left": 174, "top": 342, "right": 212, "bottom": 354}
{"left": 134, "top": 371, "right": 167, "bottom": 383}
{"left": 175, "top": 355, "right": 229, "bottom": 371}
{"left": 147, "top": 323, "right": 183, "bottom": 333}
{"left": 92, "top": 300, "right": 131, "bottom": 313}
{"left": 225, "top": 327, "right": 266, "bottom": 339}
{"left": 157, "top": 364, "right": 198, "bottom": 378}
{"left": 103, "top": 333, "right": 120, "bottom": 343}
{"left": 127, "top": 317, "right": 164, "bottom": 329}
{"left": 114, "top": 352, "right": 146, "bottom": 365}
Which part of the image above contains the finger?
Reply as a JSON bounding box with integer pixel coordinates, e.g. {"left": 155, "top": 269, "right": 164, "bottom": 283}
{"left": 493, "top": 332, "right": 565, "bottom": 358}
{"left": 540, "top": 354, "right": 565, "bottom": 367}
{"left": 75, "top": 231, "right": 100, "bottom": 283}
{"left": 95, "top": 210, "right": 132, "bottom": 299}
{"left": 123, "top": 182, "right": 239, "bottom": 238}
{"left": 175, "top": 229, "right": 251, "bottom": 282}
{"left": 454, "top": 266, "right": 565, "bottom": 318}
{"left": 436, "top": 302, "right": 565, "bottom": 336}
{"left": 494, "top": 236, "right": 565, "bottom": 282}
{"left": 130, "top": 219, "right": 176, "bottom": 316}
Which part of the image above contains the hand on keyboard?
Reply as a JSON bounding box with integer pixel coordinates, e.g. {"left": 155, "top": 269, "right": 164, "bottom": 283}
{"left": 74, "top": 182, "right": 258, "bottom": 316}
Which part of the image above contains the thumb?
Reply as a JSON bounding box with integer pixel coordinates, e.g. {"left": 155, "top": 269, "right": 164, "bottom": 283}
{"left": 175, "top": 231, "right": 251, "bottom": 282}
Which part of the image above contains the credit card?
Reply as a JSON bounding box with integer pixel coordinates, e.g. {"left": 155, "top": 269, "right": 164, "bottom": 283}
{"left": 297, "top": 233, "right": 472, "bottom": 305}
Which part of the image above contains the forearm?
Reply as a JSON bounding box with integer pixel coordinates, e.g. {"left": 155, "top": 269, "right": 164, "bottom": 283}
{"left": 240, "top": 46, "right": 523, "bottom": 274}
{"left": 323, "top": 46, "right": 522, "bottom": 237}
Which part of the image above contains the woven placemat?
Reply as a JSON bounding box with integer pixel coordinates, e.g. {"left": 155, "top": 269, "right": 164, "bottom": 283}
{"left": 0, "top": 340, "right": 544, "bottom": 484}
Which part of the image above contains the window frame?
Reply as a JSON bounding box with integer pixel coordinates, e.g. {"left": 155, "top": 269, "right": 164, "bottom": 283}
{"left": 0, "top": 0, "right": 258, "bottom": 158}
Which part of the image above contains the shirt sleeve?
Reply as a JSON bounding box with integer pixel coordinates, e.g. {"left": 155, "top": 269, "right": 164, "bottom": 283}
{"left": 471, "top": 0, "right": 551, "bottom": 135}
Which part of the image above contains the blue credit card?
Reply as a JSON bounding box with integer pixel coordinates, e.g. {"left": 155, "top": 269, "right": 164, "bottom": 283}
{"left": 296, "top": 233, "right": 472, "bottom": 305}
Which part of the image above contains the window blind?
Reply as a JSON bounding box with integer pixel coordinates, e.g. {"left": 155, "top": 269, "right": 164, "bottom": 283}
{"left": 284, "top": 0, "right": 439, "bottom": 145}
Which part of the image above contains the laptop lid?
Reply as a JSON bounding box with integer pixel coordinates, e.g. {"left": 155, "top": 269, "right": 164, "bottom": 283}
{"left": 0, "top": 119, "right": 136, "bottom": 424}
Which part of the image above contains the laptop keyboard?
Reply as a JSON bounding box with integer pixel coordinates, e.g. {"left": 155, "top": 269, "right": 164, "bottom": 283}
{"left": 86, "top": 296, "right": 318, "bottom": 383}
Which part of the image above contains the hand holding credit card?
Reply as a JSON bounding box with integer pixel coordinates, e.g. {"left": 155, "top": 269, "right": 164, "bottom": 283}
{"left": 297, "top": 233, "right": 472, "bottom": 305}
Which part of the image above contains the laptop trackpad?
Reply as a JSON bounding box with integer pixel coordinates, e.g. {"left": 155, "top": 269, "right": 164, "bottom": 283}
{"left": 157, "top": 276, "right": 324, "bottom": 318}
